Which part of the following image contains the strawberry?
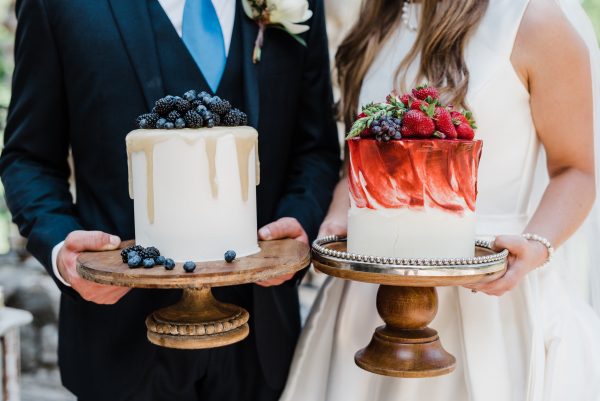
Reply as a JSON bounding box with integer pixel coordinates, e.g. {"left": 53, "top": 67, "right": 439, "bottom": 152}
{"left": 433, "top": 107, "right": 457, "bottom": 139}
{"left": 402, "top": 110, "right": 435, "bottom": 138}
{"left": 410, "top": 99, "right": 429, "bottom": 111}
{"left": 412, "top": 84, "right": 440, "bottom": 101}
{"left": 451, "top": 110, "right": 477, "bottom": 129}
{"left": 400, "top": 93, "right": 412, "bottom": 108}
{"left": 456, "top": 123, "right": 475, "bottom": 140}
{"left": 401, "top": 125, "right": 415, "bottom": 138}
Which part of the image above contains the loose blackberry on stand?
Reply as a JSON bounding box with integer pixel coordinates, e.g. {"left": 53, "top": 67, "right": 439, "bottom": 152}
{"left": 154, "top": 96, "right": 176, "bottom": 115}
{"left": 175, "top": 98, "right": 192, "bottom": 114}
{"left": 136, "top": 113, "right": 160, "bottom": 129}
{"left": 207, "top": 97, "right": 231, "bottom": 116}
{"left": 139, "top": 246, "right": 160, "bottom": 260}
{"left": 184, "top": 110, "right": 203, "bottom": 128}
{"left": 167, "top": 110, "right": 181, "bottom": 122}
{"left": 121, "top": 245, "right": 144, "bottom": 263}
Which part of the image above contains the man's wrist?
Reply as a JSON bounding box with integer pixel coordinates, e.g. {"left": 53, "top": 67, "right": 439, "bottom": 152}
{"left": 51, "top": 241, "right": 71, "bottom": 287}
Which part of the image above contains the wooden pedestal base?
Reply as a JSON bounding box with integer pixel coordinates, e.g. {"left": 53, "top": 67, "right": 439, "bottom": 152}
{"left": 145, "top": 287, "right": 249, "bottom": 349}
{"left": 354, "top": 285, "right": 456, "bottom": 378}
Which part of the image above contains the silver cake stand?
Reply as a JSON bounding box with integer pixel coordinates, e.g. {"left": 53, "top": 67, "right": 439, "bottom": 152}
{"left": 312, "top": 236, "right": 508, "bottom": 378}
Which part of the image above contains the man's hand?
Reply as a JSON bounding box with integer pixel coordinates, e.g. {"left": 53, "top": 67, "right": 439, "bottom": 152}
{"left": 57, "top": 230, "right": 131, "bottom": 304}
{"left": 256, "top": 217, "right": 309, "bottom": 287}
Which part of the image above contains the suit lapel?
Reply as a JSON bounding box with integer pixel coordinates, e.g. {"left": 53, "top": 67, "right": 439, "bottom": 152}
{"left": 108, "top": 0, "right": 164, "bottom": 110}
{"left": 239, "top": 1, "right": 260, "bottom": 128}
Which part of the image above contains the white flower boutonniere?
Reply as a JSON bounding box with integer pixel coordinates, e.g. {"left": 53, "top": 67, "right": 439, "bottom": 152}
{"left": 242, "top": 0, "right": 313, "bottom": 63}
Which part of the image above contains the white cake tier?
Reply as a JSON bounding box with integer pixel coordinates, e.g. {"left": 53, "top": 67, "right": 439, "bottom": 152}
{"left": 347, "top": 205, "right": 475, "bottom": 260}
{"left": 126, "top": 127, "right": 260, "bottom": 262}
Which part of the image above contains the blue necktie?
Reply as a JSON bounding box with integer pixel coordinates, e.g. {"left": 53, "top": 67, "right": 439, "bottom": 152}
{"left": 182, "top": 0, "right": 226, "bottom": 92}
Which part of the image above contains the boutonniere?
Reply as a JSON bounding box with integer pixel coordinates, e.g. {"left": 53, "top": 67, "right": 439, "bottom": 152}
{"left": 242, "top": 0, "right": 313, "bottom": 63}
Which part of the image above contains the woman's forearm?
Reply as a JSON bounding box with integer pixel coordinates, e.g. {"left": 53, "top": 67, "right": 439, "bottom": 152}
{"left": 525, "top": 168, "right": 595, "bottom": 248}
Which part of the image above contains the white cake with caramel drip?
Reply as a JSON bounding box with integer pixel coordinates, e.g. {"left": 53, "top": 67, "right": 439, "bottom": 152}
{"left": 127, "top": 91, "right": 260, "bottom": 262}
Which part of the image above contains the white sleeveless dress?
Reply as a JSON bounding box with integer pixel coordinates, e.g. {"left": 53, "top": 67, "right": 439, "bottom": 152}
{"left": 281, "top": 1, "right": 600, "bottom": 400}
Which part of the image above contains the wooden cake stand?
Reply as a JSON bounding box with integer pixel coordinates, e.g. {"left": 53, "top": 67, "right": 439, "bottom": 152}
{"left": 77, "top": 239, "right": 310, "bottom": 349}
{"left": 312, "top": 236, "right": 508, "bottom": 378}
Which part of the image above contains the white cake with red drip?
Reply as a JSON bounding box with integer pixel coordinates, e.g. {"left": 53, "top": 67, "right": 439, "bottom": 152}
{"left": 346, "top": 85, "right": 482, "bottom": 260}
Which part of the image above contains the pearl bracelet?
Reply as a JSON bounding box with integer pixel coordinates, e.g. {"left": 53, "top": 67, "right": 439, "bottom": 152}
{"left": 522, "top": 233, "right": 554, "bottom": 269}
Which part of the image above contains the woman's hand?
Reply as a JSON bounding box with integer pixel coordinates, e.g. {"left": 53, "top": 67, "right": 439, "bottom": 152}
{"left": 318, "top": 213, "right": 347, "bottom": 238}
{"left": 318, "top": 178, "right": 349, "bottom": 238}
{"left": 465, "top": 235, "right": 549, "bottom": 296}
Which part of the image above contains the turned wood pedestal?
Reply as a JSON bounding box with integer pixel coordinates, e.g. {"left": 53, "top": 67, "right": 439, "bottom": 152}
{"left": 313, "top": 238, "right": 507, "bottom": 378}
{"left": 77, "top": 239, "right": 310, "bottom": 349}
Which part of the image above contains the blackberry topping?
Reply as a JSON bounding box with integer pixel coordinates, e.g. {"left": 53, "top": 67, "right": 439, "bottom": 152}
{"left": 207, "top": 97, "right": 231, "bottom": 116}
{"left": 154, "top": 96, "right": 176, "bottom": 115}
{"left": 183, "top": 90, "right": 197, "bottom": 102}
{"left": 191, "top": 99, "right": 204, "bottom": 109}
{"left": 184, "top": 110, "right": 203, "bottom": 128}
{"left": 167, "top": 110, "right": 181, "bottom": 122}
{"left": 136, "top": 113, "right": 160, "bottom": 129}
{"left": 211, "top": 112, "right": 221, "bottom": 126}
{"left": 222, "top": 109, "right": 248, "bottom": 126}
{"left": 175, "top": 98, "right": 192, "bottom": 114}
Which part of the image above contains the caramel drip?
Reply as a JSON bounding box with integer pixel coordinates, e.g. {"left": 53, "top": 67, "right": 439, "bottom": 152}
{"left": 126, "top": 128, "right": 260, "bottom": 225}
{"left": 204, "top": 135, "right": 218, "bottom": 199}
{"left": 235, "top": 136, "right": 257, "bottom": 202}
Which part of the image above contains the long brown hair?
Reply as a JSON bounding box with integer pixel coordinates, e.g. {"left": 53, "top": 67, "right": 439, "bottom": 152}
{"left": 336, "top": 0, "right": 489, "bottom": 129}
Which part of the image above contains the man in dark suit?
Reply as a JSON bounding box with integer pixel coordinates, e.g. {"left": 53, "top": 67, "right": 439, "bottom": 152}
{"left": 0, "top": 0, "right": 340, "bottom": 400}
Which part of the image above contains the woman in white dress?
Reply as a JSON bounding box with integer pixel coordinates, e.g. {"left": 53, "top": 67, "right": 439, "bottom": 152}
{"left": 281, "top": 0, "right": 600, "bottom": 400}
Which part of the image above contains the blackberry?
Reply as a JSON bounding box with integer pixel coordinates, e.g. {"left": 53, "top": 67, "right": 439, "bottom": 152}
{"left": 184, "top": 110, "right": 203, "bottom": 128}
{"left": 222, "top": 109, "right": 247, "bottom": 126}
{"left": 207, "top": 97, "right": 231, "bottom": 116}
{"left": 191, "top": 99, "right": 204, "bottom": 109}
{"left": 136, "top": 113, "right": 160, "bottom": 129}
{"left": 143, "top": 246, "right": 161, "bottom": 259}
{"left": 224, "top": 250, "right": 236, "bottom": 263}
{"left": 164, "top": 258, "right": 176, "bottom": 270}
{"left": 175, "top": 98, "right": 192, "bottom": 114}
{"left": 142, "top": 258, "right": 155, "bottom": 269}
{"left": 154, "top": 96, "right": 176, "bottom": 115}
{"left": 155, "top": 255, "right": 166, "bottom": 265}
{"left": 156, "top": 118, "right": 168, "bottom": 129}
{"left": 128, "top": 254, "right": 142, "bottom": 268}
{"left": 183, "top": 90, "right": 198, "bottom": 102}
{"left": 211, "top": 112, "right": 221, "bottom": 126}
{"left": 175, "top": 118, "right": 186, "bottom": 129}
{"left": 183, "top": 261, "right": 196, "bottom": 273}
{"left": 167, "top": 110, "right": 181, "bottom": 122}
{"left": 121, "top": 245, "right": 143, "bottom": 263}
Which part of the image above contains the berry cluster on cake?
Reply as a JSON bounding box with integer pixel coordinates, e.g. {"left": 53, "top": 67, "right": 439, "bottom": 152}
{"left": 346, "top": 84, "right": 482, "bottom": 260}
{"left": 127, "top": 90, "right": 260, "bottom": 265}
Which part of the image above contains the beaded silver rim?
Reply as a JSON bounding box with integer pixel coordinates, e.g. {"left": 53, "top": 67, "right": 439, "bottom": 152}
{"left": 312, "top": 235, "right": 509, "bottom": 269}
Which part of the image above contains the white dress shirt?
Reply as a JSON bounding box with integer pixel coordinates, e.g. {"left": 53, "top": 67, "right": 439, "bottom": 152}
{"left": 52, "top": 0, "right": 237, "bottom": 286}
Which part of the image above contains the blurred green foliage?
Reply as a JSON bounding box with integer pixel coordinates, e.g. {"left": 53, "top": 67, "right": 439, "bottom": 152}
{"left": 584, "top": 0, "right": 600, "bottom": 42}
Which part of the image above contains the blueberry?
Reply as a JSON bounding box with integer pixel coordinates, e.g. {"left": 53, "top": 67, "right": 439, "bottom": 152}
{"left": 156, "top": 118, "right": 167, "bottom": 129}
{"left": 183, "top": 90, "right": 197, "bottom": 102}
{"left": 183, "top": 261, "right": 196, "bottom": 273}
{"left": 175, "top": 118, "right": 186, "bottom": 129}
{"left": 155, "top": 255, "right": 166, "bottom": 265}
{"left": 164, "top": 258, "right": 176, "bottom": 270}
{"left": 127, "top": 250, "right": 139, "bottom": 259}
{"left": 206, "top": 119, "right": 215, "bottom": 128}
{"left": 164, "top": 122, "right": 175, "bottom": 130}
{"left": 128, "top": 254, "right": 142, "bottom": 268}
{"left": 143, "top": 258, "right": 155, "bottom": 269}
{"left": 195, "top": 105, "right": 208, "bottom": 114}
{"left": 224, "top": 250, "right": 236, "bottom": 263}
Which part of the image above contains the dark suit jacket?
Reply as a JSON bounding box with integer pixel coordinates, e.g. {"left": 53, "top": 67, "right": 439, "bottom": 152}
{"left": 0, "top": 0, "right": 340, "bottom": 399}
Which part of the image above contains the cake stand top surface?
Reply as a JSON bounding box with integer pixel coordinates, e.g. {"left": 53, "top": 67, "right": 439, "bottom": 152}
{"left": 77, "top": 239, "right": 310, "bottom": 289}
{"left": 312, "top": 237, "right": 508, "bottom": 287}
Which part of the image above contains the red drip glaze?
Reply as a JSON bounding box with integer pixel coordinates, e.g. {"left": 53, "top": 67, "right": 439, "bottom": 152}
{"left": 348, "top": 139, "right": 483, "bottom": 214}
